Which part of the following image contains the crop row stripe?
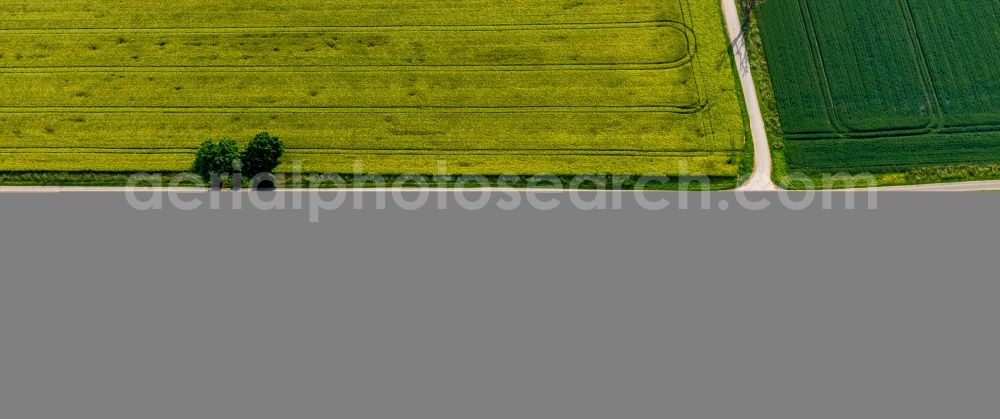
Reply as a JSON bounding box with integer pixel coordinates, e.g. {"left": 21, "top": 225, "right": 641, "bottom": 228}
{"left": 0, "top": 21, "right": 691, "bottom": 33}
{"left": 0, "top": 61, "right": 696, "bottom": 72}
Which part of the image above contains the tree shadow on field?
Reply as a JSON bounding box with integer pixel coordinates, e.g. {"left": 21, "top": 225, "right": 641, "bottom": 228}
{"left": 731, "top": 30, "right": 751, "bottom": 76}
{"left": 731, "top": 0, "right": 757, "bottom": 77}
{"left": 252, "top": 177, "right": 276, "bottom": 191}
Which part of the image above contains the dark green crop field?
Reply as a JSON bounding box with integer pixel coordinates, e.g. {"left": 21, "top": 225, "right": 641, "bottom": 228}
{"left": 0, "top": 0, "right": 745, "bottom": 182}
{"left": 758, "top": 0, "right": 1000, "bottom": 174}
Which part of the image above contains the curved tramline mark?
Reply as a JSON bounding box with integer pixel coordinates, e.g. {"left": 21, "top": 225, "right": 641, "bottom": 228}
{"left": 895, "top": 0, "right": 945, "bottom": 131}
{"left": 817, "top": 0, "right": 934, "bottom": 134}
{"left": 836, "top": 116, "right": 935, "bottom": 136}
{"left": 0, "top": 23, "right": 697, "bottom": 70}
{"left": 783, "top": 125, "right": 945, "bottom": 140}
{"left": 0, "top": 62, "right": 698, "bottom": 72}
{"left": 801, "top": 0, "right": 934, "bottom": 135}
{"left": 680, "top": 0, "right": 746, "bottom": 156}
{"left": 797, "top": 0, "right": 847, "bottom": 135}
{"left": 787, "top": 122, "right": 1000, "bottom": 142}
{"left": 673, "top": 0, "right": 711, "bottom": 127}
{"left": 779, "top": 0, "right": 989, "bottom": 141}
{"left": 0, "top": 0, "right": 685, "bottom": 27}
{"left": 903, "top": 1, "right": 1000, "bottom": 131}
{"left": 0, "top": 106, "right": 709, "bottom": 116}
{"left": 837, "top": 127, "right": 936, "bottom": 139}
{"left": 786, "top": 127, "right": 935, "bottom": 141}
{"left": 0, "top": 21, "right": 695, "bottom": 34}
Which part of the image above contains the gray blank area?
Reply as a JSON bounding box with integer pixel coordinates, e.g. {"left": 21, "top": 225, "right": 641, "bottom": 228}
{"left": 0, "top": 192, "right": 997, "bottom": 419}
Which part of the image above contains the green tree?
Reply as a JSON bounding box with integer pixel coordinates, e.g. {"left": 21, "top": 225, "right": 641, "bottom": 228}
{"left": 241, "top": 132, "right": 285, "bottom": 179}
{"left": 192, "top": 138, "right": 241, "bottom": 183}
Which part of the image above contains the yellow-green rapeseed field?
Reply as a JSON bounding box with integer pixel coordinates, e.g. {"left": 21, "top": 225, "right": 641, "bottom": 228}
{"left": 0, "top": 0, "right": 745, "bottom": 178}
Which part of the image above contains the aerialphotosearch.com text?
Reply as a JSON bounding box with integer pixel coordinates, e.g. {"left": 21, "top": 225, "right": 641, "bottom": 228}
{"left": 124, "top": 161, "right": 878, "bottom": 222}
